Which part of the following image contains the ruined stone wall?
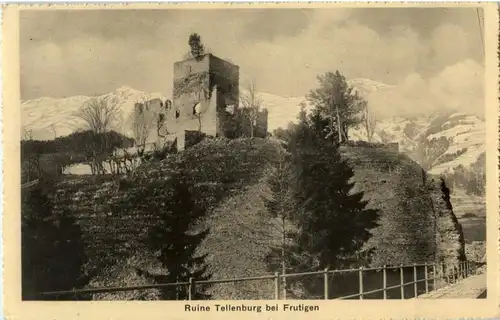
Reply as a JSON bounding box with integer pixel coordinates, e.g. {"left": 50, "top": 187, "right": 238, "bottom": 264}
{"left": 133, "top": 54, "right": 259, "bottom": 149}
{"left": 208, "top": 55, "right": 239, "bottom": 109}
{"left": 345, "top": 140, "right": 399, "bottom": 153}
{"left": 255, "top": 109, "right": 268, "bottom": 138}
{"left": 172, "top": 54, "right": 239, "bottom": 139}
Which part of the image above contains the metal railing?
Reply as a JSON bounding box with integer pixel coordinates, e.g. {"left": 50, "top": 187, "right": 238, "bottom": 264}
{"left": 21, "top": 179, "right": 39, "bottom": 189}
{"left": 40, "top": 260, "right": 480, "bottom": 300}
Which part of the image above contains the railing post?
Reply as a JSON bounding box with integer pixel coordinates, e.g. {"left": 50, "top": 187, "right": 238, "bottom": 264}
{"left": 400, "top": 264, "right": 404, "bottom": 300}
{"left": 413, "top": 263, "right": 418, "bottom": 298}
{"left": 382, "top": 265, "right": 387, "bottom": 300}
{"left": 274, "top": 272, "right": 280, "bottom": 300}
{"left": 359, "top": 267, "right": 364, "bottom": 300}
{"left": 324, "top": 268, "right": 329, "bottom": 300}
{"left": 433, "top": 264, "right": 438, "bottom": 291}
{"left": 188, "top": 277, "right": 194, "bottom": 301}
{"left": 443, "top": 263, "right": 447, "bottom": 287}
{"left": 424, "top": 264, "right": 429, "bottom": 294}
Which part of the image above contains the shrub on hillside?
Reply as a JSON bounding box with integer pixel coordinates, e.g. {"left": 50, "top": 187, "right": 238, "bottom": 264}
{"left": 465, "top": 241, "right": 486, "bottom": 264}
{"left": 89, "top": 256, "right": 162, "bottom": 300}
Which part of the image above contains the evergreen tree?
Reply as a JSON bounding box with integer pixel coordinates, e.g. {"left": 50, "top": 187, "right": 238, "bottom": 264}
{"left": 129, "top": 174, "right": 211, "bottom": 300}
{"left": 21, "top": 185, "right": 88, "bottom": 300}
{"left": 188, "top": 33, "right": 205, "bottom": 60}
{"left": 286, "top": 109, "right": 379, "bottom": 298}
{"left": 262, "top": 149, "right": 298, "bottom": 298}
{"left": 306, "top": 71, "right": 366, "bottom": 143}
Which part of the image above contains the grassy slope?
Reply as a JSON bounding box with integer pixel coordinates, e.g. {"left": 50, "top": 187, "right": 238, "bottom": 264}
{"left": 340, "top": 146, "right": 436, "bottom": 265}
{"left": 54, "top": 138, "right": 466, "bottom": 300}
{"left": 54, "top": 138, "right": 283, "bottom": 299}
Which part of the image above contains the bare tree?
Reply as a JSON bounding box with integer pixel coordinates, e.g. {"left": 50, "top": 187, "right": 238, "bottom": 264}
{"left": 74, "top": 96, "right": 122, "bottom": 176}
{"left": 361, "top": 100, "right": 377, "bottom": 142}
{"left": 49, "top": 124, "right": 57, "bottom": 140}
{"left": 240, "top": 80, "right": 262, "bottom": 138}
{"left": 75, "top": 96, "right": 122, "bottom": 134}
{"left": 22, "top": 127, "right": 33, "bottom": 141}
{"left": 21, "top": 127, "right": 39, "bottom": 182}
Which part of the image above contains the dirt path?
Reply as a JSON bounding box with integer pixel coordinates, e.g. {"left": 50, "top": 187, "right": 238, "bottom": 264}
{"left": 415, "top": 273, "right": 486, "bottom": 299}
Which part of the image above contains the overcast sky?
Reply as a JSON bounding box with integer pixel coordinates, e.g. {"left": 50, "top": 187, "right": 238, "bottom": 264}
{"left": 20, "top": 8, "right": 485, "bottom": 117}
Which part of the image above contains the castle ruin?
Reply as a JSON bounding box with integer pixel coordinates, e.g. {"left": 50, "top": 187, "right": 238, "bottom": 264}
{"left": 134, "top": 53, "right": 268, "bottom": 151}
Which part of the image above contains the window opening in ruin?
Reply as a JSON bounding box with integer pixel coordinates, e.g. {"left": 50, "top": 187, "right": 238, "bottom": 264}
{"left": 175, "top": 110, "right": 180, "bottom": 119}
{"left": 192, "top": 103, "right": 201, "bottom": 116}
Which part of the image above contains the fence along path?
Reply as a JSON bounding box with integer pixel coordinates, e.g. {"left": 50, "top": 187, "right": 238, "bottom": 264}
{"left": 40, "top": 260, "right": 482, "bottom": 300}
{"left": 21, "top": 179, "right": 39, "bottom": 189}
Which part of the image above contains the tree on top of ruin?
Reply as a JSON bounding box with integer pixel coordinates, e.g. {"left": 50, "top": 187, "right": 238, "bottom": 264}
{"left": 188, "top": 33, "right": 205, "bottom": 60}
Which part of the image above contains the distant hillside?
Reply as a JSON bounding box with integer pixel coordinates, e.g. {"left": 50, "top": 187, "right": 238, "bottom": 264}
{"left": 349, "top": 112, "right": 485, "bottom": 176}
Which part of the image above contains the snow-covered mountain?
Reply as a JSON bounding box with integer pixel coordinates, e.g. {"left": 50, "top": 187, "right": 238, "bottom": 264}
{"left": 21, "top": 78, "right": 485, "bottom": 175}
{"left": 22, "top": 86, "right": 168, "bottom": 140}
{"left": 349, "top": 112, "right": 485, "bottom": 175}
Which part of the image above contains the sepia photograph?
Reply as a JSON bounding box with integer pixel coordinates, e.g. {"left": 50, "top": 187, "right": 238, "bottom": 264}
{"left": 3, "top": 2, "right": 499, "bottom": 320}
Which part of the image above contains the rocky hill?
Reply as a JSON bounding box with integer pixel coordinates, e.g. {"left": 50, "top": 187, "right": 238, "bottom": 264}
{"left": 49, "top": 137, "right": 466, "bottom": 300}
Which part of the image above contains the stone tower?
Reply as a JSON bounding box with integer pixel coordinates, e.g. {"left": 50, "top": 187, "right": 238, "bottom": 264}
{"left": 172, "top": 53, "right": 239, "bottom": 138}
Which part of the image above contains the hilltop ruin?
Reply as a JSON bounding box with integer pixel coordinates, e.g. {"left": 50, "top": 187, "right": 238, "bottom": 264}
{"left": 134, "top": 53, "right": 268, "bottom": 151}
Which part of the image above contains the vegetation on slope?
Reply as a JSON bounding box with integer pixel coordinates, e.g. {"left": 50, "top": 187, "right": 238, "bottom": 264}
{"left": 52, "top": 137, "right": 282, "bottom": 299}
{"left": 21, "top": 130, "right": 134, "bottom": 183}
